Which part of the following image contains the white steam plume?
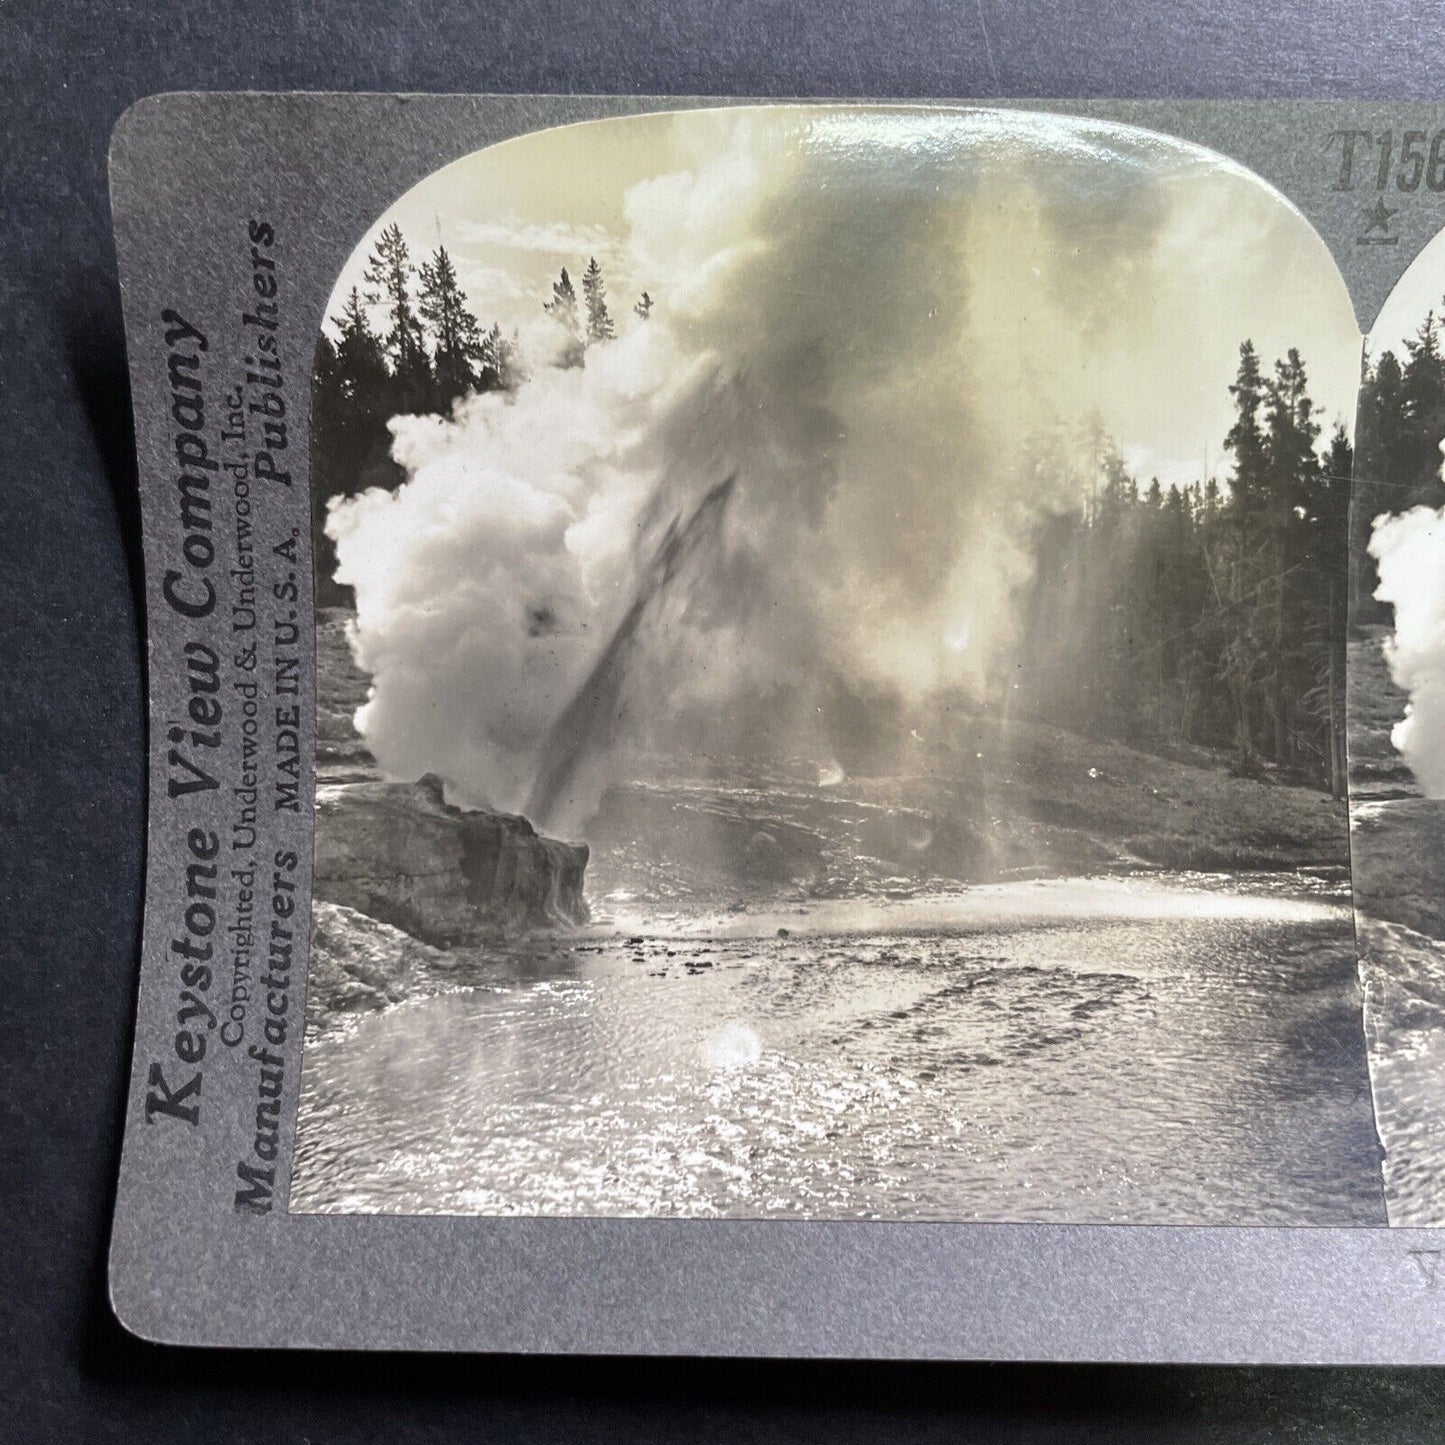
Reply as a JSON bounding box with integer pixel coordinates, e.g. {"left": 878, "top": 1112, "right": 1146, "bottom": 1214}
{"left": 1371, "top": 471, "right": 1445, "bottom": 796}
{"left": 328, "top": 108, "right": 1353, "bottom": 832}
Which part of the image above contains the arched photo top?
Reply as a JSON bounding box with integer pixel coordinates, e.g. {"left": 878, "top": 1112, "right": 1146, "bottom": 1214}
{"left": 312, "top": 104, "right": 1365, "bottom": 820}
{"left": 299, "top": 104, "right": 1384, "bottom": 1231}
{"left": 311, "top": 105, "right": 1364, "bottom": 770}
{"left": 316, "top": 104, "right": 1362, "bottom": 495}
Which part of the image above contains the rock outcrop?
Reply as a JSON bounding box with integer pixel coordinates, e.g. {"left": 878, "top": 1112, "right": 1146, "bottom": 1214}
{"left": 314, "top": 773, "right": 589, "bottom": 947}
{"left": 311, "top": 609, "right": 590, "bottom": 951}
{"left": 306, "top": 899, "right": 456, "bottom": 1033}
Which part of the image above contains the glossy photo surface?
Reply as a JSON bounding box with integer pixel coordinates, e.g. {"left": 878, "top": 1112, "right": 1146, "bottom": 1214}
{"left": 291, "top": 107, "right": 1384, "bottom": 1224}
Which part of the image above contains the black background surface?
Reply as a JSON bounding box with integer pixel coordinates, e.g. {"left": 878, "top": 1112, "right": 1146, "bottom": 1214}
{"left": 6, "top": 2, "right": 1445, "bottom": 1438}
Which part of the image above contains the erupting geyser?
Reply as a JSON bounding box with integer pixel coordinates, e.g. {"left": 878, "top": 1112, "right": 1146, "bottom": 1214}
{"left": 1372, "top": 491, "right": 1445, "bottom": 797}
{"left": 326, "top": 107, "right": 1359, "bottom": 833}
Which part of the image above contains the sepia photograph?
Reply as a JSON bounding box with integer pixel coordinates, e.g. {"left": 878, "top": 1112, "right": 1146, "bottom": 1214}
{"left": 290, "top": 106, "right": 1385, "bottom": 1224}
{"left": 1348, "top": 230, "right": 1445, "bottom": 1226}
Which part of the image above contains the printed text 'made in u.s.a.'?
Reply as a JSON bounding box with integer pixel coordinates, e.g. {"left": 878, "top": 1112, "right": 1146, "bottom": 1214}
{"left": 143, "top": 220, "right": 304, "bottom": 1167}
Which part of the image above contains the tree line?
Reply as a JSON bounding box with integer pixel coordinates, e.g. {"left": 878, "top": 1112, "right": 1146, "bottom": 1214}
{"left": 1352, "top": 308, "right": 1445, "bottom": 621}
{"left": 310, "top": 230, "right": 1361, "bottom": 794}
{"left": 312, "top": 223, "right": 648, "bottom": 600}
{"left": 1018, "top": 342, "right": 1352, "bottom": 796}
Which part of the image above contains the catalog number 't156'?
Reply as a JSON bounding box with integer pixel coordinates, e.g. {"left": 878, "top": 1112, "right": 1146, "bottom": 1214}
{"left": 1330, "top": 129, "right": 1445, "bottom": 193}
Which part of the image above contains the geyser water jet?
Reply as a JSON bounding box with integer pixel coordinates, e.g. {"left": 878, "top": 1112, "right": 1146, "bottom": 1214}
{"left": 1372, "top": 494, "right": 1445, "bottom": 797}
{"left": 526, "top": 471, "right": 738, "bottom": 826}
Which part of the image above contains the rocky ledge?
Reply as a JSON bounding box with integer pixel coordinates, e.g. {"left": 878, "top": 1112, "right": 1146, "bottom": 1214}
{"left": 306, "top": 899, "right": 456, "bottom": 1035}
{"left": 312, "top": 608, "right": 589, "bottom": 956}
{"left": 314, "top": 773, "right": 589, "bottom": 948}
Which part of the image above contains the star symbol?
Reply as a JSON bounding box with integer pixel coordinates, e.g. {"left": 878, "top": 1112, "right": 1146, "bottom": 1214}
{"left": 1362, "top": 197, "right": 1398, "bottom": 236}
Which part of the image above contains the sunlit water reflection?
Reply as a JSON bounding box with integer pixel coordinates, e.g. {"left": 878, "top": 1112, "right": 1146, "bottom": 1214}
{"left": 291, "top": 872, "right": 1383, "bottom": 1223}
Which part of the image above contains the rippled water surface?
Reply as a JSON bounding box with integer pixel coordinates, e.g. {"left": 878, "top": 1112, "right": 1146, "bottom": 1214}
{"left": 292, "top": 873, "right": 1383, "bottom": 1223}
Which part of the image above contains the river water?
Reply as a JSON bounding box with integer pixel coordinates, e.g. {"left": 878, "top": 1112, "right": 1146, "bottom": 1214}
{"left": 290, "top": 872, "right": 1384, "bottom": 1223}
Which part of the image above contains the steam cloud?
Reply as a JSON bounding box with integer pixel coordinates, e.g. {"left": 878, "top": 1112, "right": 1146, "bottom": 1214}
{"left": 327, "top": 109, "right": 1353, "bottom": 832}
{"left": 1371, "top": 486, "right": 1445, "bottom": 797}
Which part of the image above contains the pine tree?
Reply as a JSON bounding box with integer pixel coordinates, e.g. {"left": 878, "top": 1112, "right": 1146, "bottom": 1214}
{"left": 311, "top": 328, "right": 343, "bottom": 514}
{"left": 1353, "top": 348, "right": 1407, "bottom": 617}
{"left": 633, "top": 291, "right": 653, "bottom": 322}
{"left": 1401, "top": 312, "right": 1445, "bottom": 495}
{"left": 581, "top": 256, "right": 615, "bottom": 343}
{"left": 1315, "top": 423, "right": 1354, "bottom": 796}
{"left": 544, "top": 267, "right": 584, "bottom": 366}
{"left": 1004, "top": 348, "right": 1345, "bottom": 793}
{"left": 1225, "top": 341, "right": 1270, "bottom": 516}
{"left": 1395, "top": 315, "right": 1445, "bottom": 523}
{"left": 327, "top": 287, "right": 388, "bottom": 413}
{"left": 1262, "top": 348, "right": 1322, "bottom": 766}
{"left": 1216, "top": 341, "right": 1273, "bottom": 770}
{"left": 1267, "top": 350, "right": 1321, "bottom": 495}
{"left": 418, "top": 246, "right": 484, "bottom": 408}
{"left": 363, "top": 223, "right": 430, "bottom": 409}
{"left": 545, "top": 267, "right": 578, "bottom": 325}
{"left": 1321, "top": 423, "right": 1354, "bottom": 550}
{"left": 311, "top": 288, "right": 402, "bottom": 605}
{"left": 1354, "top": 321, "right": 1445, "bottom": 620}
{"left": 478, "top": 323, "right": 502, "bottom": 389}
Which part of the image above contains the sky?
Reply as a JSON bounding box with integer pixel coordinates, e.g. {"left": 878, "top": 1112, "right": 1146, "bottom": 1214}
{"left": 324, "top": 105, "right": 1364, "bottom": 492}
{"left": 1369, "top": 224, "right": 1445, "bottom": 360}
{"left": 325, "top": 113, "right": 676, "bottom": 370}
